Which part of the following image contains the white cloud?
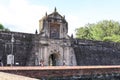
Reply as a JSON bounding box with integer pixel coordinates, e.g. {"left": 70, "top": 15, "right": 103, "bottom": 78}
{"left": 0, "top": 0, "right": 49, "bottom": 33}
{"left": 0, "top": 0, "right": 81, "bottom": 36}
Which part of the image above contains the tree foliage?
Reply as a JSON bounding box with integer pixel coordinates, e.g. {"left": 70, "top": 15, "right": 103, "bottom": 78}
{"left": 75, "top": 20, "right": 120, "bottom": 42}
{"left": 0, "top": 24, "right": 4, "bottom": 29}
{"left": 0, "top": 23, "right": 10, "bottom": 31}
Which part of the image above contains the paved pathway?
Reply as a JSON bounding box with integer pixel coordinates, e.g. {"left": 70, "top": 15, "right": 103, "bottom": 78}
{"left": 0, "top": 72, "right": 39, "bottom": 80}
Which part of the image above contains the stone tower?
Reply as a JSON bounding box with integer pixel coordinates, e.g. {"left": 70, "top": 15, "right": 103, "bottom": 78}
{"left": 33, "top": 8, "right": 77, "bottom": 66}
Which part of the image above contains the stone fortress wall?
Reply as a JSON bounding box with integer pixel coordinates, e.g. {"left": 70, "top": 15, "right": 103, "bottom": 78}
{"left": 0, "top": 31, "right": 34, "bottom": 66}
{"left": 74, "top": 39, "right": 120, "bottom": 65}
{"left": 0, "top": 30, "right": 120, "bottom": 66}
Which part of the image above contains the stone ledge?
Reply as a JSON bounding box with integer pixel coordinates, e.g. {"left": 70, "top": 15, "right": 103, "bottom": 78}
{"left": 0, "top": 66, "right": 120, "bottom": 79}
{"left": 0, "top": 66, "right": 120, "bottom": 70}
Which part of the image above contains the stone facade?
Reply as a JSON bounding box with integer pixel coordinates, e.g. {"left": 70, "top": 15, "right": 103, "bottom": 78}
{"left": 0, "top": 8, "right": 120, "bottom": 66}
{"left": 27, "top": 8, "right": 77, "bottom": 66}
{"left": 0, "top": 8, "right": 77, "bottom": 66}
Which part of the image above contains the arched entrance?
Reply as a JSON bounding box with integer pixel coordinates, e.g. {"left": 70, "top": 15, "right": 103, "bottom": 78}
{"left": 49, "top": 53, "right": 59, "bottom": 66}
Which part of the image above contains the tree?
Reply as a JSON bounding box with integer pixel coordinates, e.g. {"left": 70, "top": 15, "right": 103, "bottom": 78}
{"left": 75, "top": 20, "right": 120, "bottom": 42}
{"left": 0, "top": 23, "right": 10, "bottom": 31}
{"left": 75, "top": 24, "right": 93, "bottom": 40}
{"left": 0, "top": 24, "right": 4, "bottom": 29}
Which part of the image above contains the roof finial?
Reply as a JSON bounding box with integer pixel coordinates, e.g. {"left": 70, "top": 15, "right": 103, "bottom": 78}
{"left": 63, "top": 15, "right": 65, "bottom": 19}
{"left": 35, "top": 29, "right": 38, "bottom": 34}
{"left": 45, "top": 12, "right": 47, "bottom": 16}
{"left": 71, "top": 34, "right": 73, "bottom": 38}
{"left": 54, "top": 7, "right": 57, "bottom": 12}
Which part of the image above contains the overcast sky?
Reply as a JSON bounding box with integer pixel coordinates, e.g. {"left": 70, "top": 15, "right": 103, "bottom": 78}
{"left": 0, "top": 0, "right": 120, "bottom": 36}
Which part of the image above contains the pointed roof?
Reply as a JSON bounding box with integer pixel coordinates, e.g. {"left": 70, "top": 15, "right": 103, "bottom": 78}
{"left": 39, "top": 8, "right": 67, "bottom": 23}
{"left": 39, "top": 8, "right": 68, "bottom": 34}
{"left": 54, "top": 7, "right": 57, "bottom": 12}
